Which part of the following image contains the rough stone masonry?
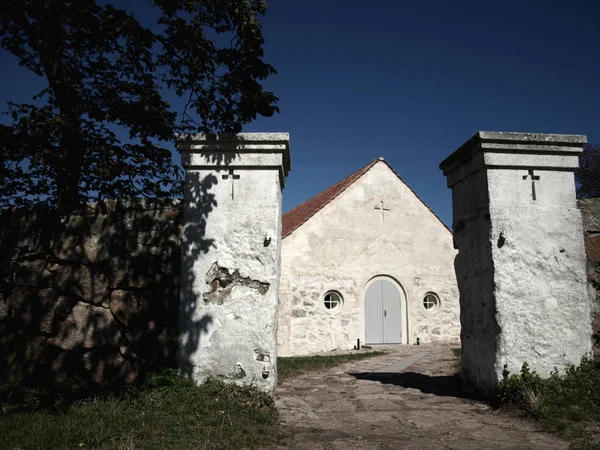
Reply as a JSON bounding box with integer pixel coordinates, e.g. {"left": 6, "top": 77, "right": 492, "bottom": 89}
{"left": 0, "top": 199, "right": 181, "bottom": 384}
{"left": 177, "top": 133, "right": 291, "bottom": 393}
{"left": 440, "top": 131, "right": 592, "bottom": 395}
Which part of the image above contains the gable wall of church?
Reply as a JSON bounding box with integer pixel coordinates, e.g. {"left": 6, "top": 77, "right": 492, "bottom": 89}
{"left": 278, "top": 162, "right": 461, "bottom": 356}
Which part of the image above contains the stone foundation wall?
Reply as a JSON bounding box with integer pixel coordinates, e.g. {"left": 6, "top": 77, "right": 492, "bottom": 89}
{"left": 579, "top": 198, "right": 600, "bottom": 352}
{"left": 0, "top": 199, "right": 182, "bottom": 384}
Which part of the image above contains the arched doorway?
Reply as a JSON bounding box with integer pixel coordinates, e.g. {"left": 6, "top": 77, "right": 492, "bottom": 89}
{"left": 365, "top": 278, "right": 404, "bottom": 344}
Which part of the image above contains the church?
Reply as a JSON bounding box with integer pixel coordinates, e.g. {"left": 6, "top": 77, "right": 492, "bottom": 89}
{"left": 277, "top": 158, "right": 461, "bottom": 356}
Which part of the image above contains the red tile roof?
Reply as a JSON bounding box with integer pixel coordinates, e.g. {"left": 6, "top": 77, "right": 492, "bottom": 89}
{"left": 282, "top": 159, "right": 379, "bottom": 238}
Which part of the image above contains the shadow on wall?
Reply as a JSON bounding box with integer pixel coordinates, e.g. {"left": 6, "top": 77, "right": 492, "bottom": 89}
{"left": 178, "top": 171, "right": 217, "bottom": 378}
{"left": 0, "top": 198, "right": 184, "bottom": 385}
{"left": 0, "top": 137, "right": 246, "bottom": 385}
{"left": 177, "top": 138, "right": 240, "bottom": 378}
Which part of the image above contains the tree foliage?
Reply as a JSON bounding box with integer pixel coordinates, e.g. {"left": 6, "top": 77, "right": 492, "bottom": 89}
{"left": 0, "top": 0, "right": 278, "bottom": 209}
{"left": 576, "top": 144, "right": 600, "bottom": 199}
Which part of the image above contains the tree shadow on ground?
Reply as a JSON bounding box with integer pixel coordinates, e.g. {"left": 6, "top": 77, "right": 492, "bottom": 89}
{"left": 349, "top": 371, "right": 469, "bottom": 399}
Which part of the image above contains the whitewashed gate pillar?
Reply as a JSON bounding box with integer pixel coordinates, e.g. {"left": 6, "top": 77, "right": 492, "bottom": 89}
{"left": 177, "top": 133, "right": 291, "bottom": 394}
{"left": 440, "top": 131, "right": 591, "bottom": 395}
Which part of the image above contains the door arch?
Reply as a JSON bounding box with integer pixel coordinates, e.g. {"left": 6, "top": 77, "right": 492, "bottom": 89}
{"left": 364, "top": 277, "right": 406, "bottom": 344}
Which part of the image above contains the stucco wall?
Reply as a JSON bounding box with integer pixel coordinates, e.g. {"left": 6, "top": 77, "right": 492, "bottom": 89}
{"left": 179, "top": 167, "right": 283, "bottom": 393}
{"left": 451, "top": 169, "right": 500, "bottom": 392}
{"left": 453, "top": 170, "right": 595, "bottom": 392}
{"left": 177, "top": 133, "right": 289, "bottom": 394}
{"left": 278, "top": 161, "right": 460, "bottom": 356}
{"left": 488, "top": 169, "right": 591, "bottom": 382}
{"left": 0, "top": 199, "right": 181, "bottom": 384}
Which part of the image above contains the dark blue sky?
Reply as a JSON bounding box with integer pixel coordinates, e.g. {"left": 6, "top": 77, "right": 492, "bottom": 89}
{"left": 1, "top": 1, "right": 598, "bottom": 225}
{"left": 245, "top": 0, "right": 600, "bottom": 225}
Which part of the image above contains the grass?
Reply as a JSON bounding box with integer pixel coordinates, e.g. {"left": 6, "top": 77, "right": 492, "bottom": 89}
{"left": 278, "top": 351, "right": 385, "bottom": 382}
{"left": 497, "top": 359, "right": 600, "bottom": 448}
{"left": 0, "top": 351, "right": 385, "bottom": 449}
{"left": 451, "top": 347, "right": 462, "bottom": 373}
{"left": 0, "top": 370, "right": 281, "bottom": 450}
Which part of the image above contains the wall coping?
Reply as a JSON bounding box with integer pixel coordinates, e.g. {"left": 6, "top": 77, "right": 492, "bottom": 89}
{"left": 176, "top": 133, "right": 291, "bottom": 184}
{"left": 440, "top": 131, "right": 587, "bottom": 188}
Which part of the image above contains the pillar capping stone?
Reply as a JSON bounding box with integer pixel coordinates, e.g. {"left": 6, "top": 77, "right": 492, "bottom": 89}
{"left": 177, "top": 132, "right": 291, "bottom": 187}
{"left": 440, "top": 131, "right": 587, "bottom": 188}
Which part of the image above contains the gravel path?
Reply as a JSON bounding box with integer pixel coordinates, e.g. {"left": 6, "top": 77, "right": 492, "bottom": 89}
{"left": 274, "top": 344, "right": 566, "bottom": 449}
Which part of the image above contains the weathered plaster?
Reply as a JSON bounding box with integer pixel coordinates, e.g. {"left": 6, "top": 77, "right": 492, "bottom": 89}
{"left": 441, "top": 131, "right": 592, "bottom": 395}
{"left": 178, "top": 133, "right": 290, "bottom": 393}
{"left": 278, "top": 161, "right": 460, "bottom": 356}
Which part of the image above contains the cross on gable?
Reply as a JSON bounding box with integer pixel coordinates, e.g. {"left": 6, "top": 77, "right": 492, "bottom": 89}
{"left": 522, "top": 169, "right": 540, "bottom": 201}
{"left": 374, "top": 200, "right": 390, "bottom": 223}
{"left": 222, "top": 169, "right": 240, "bottom": 200}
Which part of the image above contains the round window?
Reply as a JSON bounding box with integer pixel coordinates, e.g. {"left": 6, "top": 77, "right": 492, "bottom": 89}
{"left": 324, "top": 291, "right": 343, "bottom": 310}
{"left": 423, "top": 293, "right": 440, "bottom": 311}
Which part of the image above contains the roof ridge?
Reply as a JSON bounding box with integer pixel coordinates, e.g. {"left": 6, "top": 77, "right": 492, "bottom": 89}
{"left": 282, "top": 159, "right": 380, "bottom": 238}
{"left": 283, "top": 159, "right": 378, "bottom": 217}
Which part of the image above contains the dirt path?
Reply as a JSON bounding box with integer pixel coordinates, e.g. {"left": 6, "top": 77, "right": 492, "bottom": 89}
{"left": 274, "top": 344, "right": 566, "bottom": 449}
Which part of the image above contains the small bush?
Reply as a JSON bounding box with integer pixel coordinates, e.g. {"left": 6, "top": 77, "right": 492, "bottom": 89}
{"left": 497, "top": 358, "right": 600, "bottom": 445}
{"left": 498, "top": 362, "right": 545, "bottom": 415}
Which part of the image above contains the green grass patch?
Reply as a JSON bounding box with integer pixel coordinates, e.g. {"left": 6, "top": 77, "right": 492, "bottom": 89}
{"left": 0, "top": 370, "right": 281, "bottom": 450}
{"left": 278, "top": 351, "right": 385, "bottom": 382}
{"left": 497, "top": 359, "right": 600, "bottom": 448}
{"left": 451, "top": 347, "right": 462, "bottom": 373}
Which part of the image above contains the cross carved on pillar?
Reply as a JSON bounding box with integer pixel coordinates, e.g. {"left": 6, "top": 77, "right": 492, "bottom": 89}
{"left": 222, "top": 169, "right": 240, "bottom": 200}
{"left": 523, "top": 169, "right": 540, "bottom": 201}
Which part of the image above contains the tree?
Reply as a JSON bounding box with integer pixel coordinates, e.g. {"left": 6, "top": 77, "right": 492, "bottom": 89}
{"left": 0, "top": 0, "right": 278, "bottom": 209}
{"left": 576, "top": 144, "right": 600, "bottom": 199}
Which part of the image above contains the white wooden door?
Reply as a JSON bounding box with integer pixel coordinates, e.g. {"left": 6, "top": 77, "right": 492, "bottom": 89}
{"left": 365, "top": 279, "right": 402, "bottom": 344}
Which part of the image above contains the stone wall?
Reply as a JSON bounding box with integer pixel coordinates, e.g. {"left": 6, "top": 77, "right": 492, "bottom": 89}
{"left": 2, "top": 194, "right": 597, "bottom": 384}
{"left": 579, "top": 198, "right": 600, "bottom": 352}
{"left": 0, "top": 199, "right": 181, "bottom": 384}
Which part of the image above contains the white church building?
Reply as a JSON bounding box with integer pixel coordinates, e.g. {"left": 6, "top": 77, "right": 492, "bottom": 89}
{"left": 277, "top": 158, "right": 461, "bottom": 356}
